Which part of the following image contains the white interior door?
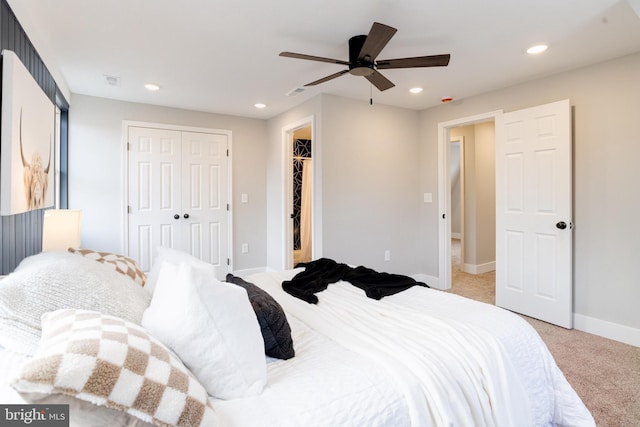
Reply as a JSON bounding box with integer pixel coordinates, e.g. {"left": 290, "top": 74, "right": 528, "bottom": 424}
{"left": 128, "top": 126, "right": 230, "bottom": 279}
{"left": 128, "top": 127, "right": 182, "bottom": 272}
{"left": 495, "top": 99, "right": 573, "bottom": 328}
{"left": 181, "top": 131, "right": 229, "bottom": 272}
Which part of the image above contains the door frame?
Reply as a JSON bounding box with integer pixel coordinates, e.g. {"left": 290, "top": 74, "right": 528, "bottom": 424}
{"left": 449, "top": 135, "right": 465, "bottom": 270}
{"left": 281, "top": 115, "right": 320, "bottom": 270}
{"left": 122, "top": 120, "right": 233, "bottom": 271}
{"left": 437, "top": 110, "right": 502, "bottom": 290}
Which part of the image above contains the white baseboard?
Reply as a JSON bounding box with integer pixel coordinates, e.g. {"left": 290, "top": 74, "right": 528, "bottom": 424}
{"left": 574, "top": 313, "right": 640, "bottom": 348}
{"left": 451, "top": 233, "right": 461, "bottom": 239}
{"left": 412, "top": 274, "right": 443, "bottom": 290}
{"left": 463, "top": 261, "right": 495, "bottom": 275}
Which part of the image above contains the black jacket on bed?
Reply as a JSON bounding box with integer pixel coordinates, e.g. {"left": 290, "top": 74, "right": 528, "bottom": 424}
{"left": 282, "top": 258, "right": 429, "bottom": 304}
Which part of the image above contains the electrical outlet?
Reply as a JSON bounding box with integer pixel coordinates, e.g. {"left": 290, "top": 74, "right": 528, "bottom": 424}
{"left": 241, "top": 243, "right": 249, "bottom": 253}
{"left": 384, "top": 250, "right": 391, "bottom": 261}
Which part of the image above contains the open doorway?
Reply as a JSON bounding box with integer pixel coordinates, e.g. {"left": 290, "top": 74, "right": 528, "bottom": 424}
{"left": 292, "top": 127, "right": 313, "bottom": 266}
{"left": 282, "top": 116, "right": 315, "bottom": 270}
{"left": 437, "top": 110, "right": 501, "bottom": 290}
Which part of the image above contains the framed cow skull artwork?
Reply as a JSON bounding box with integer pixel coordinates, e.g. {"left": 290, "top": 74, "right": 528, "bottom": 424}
{"left": 1, "top": 49, "right": 55, "bottom": 216}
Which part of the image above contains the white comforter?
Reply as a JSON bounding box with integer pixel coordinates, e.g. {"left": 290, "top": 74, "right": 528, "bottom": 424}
{"left": 243, "top": 269, "right": 595, "bottom": 427}
{"left": 1, "top": 266, "right": 595, "bottom": 427}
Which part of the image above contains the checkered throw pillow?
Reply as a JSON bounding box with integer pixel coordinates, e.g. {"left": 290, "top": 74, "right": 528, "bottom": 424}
{"left": 12, "top": 309, "right": 216, "bottom": 427}
{"left": 69, "top": 248, "right": 146, "bottom": 287}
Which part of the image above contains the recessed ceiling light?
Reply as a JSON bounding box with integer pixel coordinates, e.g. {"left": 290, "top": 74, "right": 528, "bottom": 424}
{"left": 144, "top": 83, "right": 160, "bottom": 91}
{"left": 526, "top": 44, "right": 548, "bottom": 55}
{"left": 254, "top": 103, "right": 267, "bottom": 109}
{"left": 409, "top": 87, "right": 423, "bottom": 94}
{"left": 104, "top": 75, "right": 121, "bottom": 87}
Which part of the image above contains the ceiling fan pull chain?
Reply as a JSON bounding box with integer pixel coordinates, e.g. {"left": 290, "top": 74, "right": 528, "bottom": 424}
{"left": 370, "top": 83, "right": 373, "bottom": 105}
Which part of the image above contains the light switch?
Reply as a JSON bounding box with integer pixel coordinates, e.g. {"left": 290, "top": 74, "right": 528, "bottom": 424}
{"left": 423, "top": 193, "right": 433, "bottom": 203}
{"left": 241, "top": 193, "right": 248, "bottom": 203}
{"left": 241, "top": 243, "right": 249, "bottom": 253}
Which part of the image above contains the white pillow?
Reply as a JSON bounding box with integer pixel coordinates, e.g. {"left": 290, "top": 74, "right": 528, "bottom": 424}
{"left": 141, "top": 261, "right": 267, "bottom": 400}
{"left": 144, "top": 246, "right": 211, "bottom": 294}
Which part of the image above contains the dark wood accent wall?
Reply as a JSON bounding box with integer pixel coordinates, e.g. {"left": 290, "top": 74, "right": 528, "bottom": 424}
{"left": 0, "top": 0, "right": 68, "bottom": 274}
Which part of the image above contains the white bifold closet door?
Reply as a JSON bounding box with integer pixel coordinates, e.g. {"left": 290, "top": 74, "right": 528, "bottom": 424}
{"left": 127, "top": 126, "right": 229, "bottom": 279}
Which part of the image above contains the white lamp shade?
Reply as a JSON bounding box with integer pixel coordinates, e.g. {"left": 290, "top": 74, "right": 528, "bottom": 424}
{"left": 42, "top": 209, "right": 82, "bottom": 251}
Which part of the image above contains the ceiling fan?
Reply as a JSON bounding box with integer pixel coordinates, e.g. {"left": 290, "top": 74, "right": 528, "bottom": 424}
{"left": 279, "top": 22, "right": 450, "bottom": 92}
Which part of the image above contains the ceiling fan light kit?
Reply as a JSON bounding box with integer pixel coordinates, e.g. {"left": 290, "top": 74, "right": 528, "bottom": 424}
{"left": 280, "top": 22, "right": 450, "bottom": 92}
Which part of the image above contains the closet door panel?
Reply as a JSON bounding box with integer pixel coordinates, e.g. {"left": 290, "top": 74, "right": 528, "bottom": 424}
{"left": 181, "top": 131, "right": 229, "bottom": 274}
{"left": 128, "top": 127, "right": 182, "bottom": 272}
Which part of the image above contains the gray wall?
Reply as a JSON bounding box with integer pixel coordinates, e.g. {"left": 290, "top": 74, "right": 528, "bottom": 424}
{"left": 266, "top": 94, "right": 422, "bottom": 276}
{"left": 68, "top": 51, "right": 640, "bottom": 338}
{"left": 419, "top": 52, "right": 640, "bottom": 330}
{"left": 320, "top": 95, "right": 421, "bottom": 274}
{"left": 68, "top": 95, "right": 268, "bottom": 272}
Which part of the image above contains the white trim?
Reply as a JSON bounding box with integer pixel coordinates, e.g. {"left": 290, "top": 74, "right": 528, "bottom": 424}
{"left": 463, "top": 261, "right": 496, "bottom": 275}
{"left": 574, "top": 314, "right": 640, "bottom": 348}
{"left": 412, "top": 274, "right": 442, "bottom": 290}
{"left": 451, "top": 232, "right": 461, "bottom": 239}
{"left": 227, "top": 139, "right": 234, "bottom": 273}
{"left": 122, "top": 120, "right": 229, "bottom": 134}
{"left": 120, "top": 122, "right": 129, "bottom": 255}
{"left": 437, "top": 110, "right": 502, "bottom": 290}
{"left": 54, "top": 107, "right": 61, "bottom": 208}
{"left": 122, "top": 120, "right": 233, "bottom": 271}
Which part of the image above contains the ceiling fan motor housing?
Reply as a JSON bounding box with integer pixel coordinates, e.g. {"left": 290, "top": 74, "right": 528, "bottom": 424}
{"left": 348, "top": 35, "right": 374, "bottom": 76}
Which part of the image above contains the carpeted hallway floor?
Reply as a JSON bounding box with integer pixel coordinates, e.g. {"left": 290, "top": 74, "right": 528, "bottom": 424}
{"left": 446, "top": 239, "right": 640, "bottom": 427}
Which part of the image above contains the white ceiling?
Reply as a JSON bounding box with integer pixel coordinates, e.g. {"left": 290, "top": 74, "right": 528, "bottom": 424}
{"left": 7, "top": 0, "right": 640, "bottom": 119}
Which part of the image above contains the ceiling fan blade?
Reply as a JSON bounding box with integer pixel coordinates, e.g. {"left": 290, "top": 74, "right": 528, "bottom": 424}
{"left": 376, "top": 54, "right": 451, "bottom": 69}
{"left": 304, "top": 69, "right": 350, "bottom": 86}
{"left": 365, "top": 70, "right": 395, "bottom": 91}
{"left": 280, "top": 51, "right": 350, "bottom": 66}
{"left": 358, "top": 22, "right": 397, "bottom": 61}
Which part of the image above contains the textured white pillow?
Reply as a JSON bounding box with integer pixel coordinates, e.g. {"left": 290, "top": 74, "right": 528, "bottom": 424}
{"left": 0, "top": 252, "right": 151, "bottom": 355}
{"left": 141, "top": 261, "right": 266, "bottom": 399}
{"left": 144, "top": 246, "right": 211, "bottom": 294}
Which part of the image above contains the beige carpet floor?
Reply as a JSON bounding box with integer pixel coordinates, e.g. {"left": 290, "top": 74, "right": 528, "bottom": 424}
{"left": 446, "top": 239, "right": 640, "bottom": 427}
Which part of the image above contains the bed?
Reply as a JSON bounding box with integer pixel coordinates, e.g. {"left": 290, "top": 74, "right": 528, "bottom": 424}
{"left": 0, "top": 248, "right": 595, "bottom": 427}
